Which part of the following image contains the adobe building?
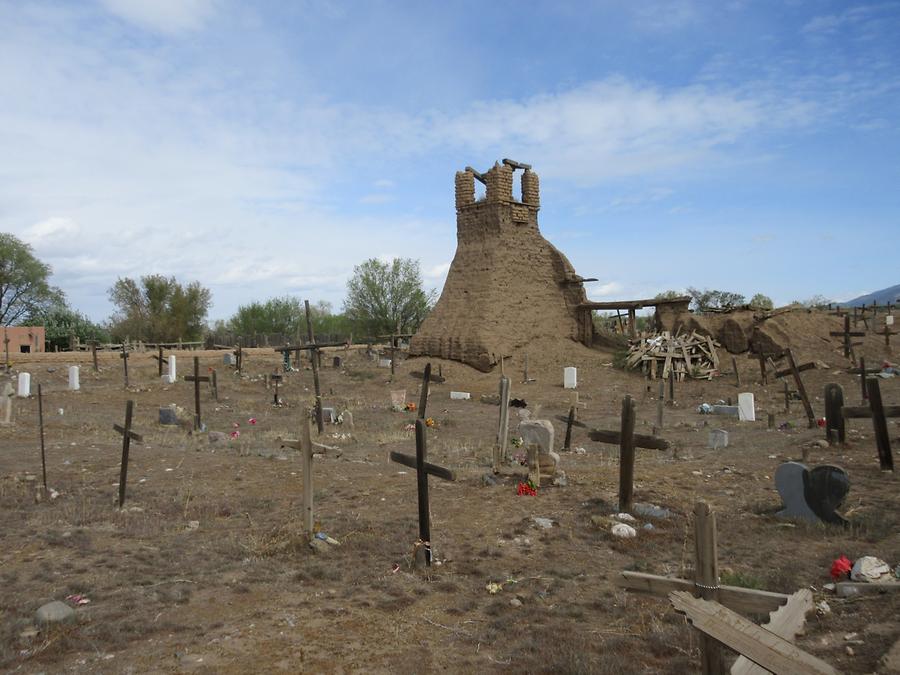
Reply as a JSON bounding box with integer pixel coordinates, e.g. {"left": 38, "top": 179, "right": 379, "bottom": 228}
{"left": 2, "top": 326, "right": 45, "bottom": 354}
{"left": 410, "top": 160, "right": 593, "bottom": 371}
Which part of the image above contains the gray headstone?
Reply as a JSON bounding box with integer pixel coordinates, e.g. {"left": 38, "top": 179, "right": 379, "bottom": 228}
{"left": 35, "top": 600, "right": 75, "bottom": 625}
{"left": 321, "top": 407, "right": 337, "bottom": 424}
{"left": 712, "top": 405, "right": 739, "bottom": 416}
{"left": 223, "top": 353, "right": 234, "bottom": 366}
{"left": 341, "top": 411, "right": 353, "bottom": 428}
{"left": 775, "top": 462, "right": 820, "bottom": 523}
{"left": 159, "top": 406, "right": 179, "bottom": 425}
{"left": 519, "top": 419, "right": 554, "bottom": 453}
{"left": 708, "top": 429, "right": 728, "bottom": 449}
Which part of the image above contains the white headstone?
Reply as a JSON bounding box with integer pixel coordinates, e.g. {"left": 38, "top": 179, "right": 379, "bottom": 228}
{"left": 737, "top": 392, "right": 755, "bottom": 421}
{"left": 887, "top": 315, "right": 895, "bottom": 326}
{"left": 563, "top": 367, "right": 577, "bottom": 389}
{"left": 67, "top": 365, "right": 80, "bottom": 391}
{"left": 450, "top": 391, "right": 471, "bottom": 400}
{"left": 17, "top": 373, "right": 31, "bottom": 398}
{"left": 378, "top": 358, "right": 392, "bottom": 368}
{"left": 167, "top": 355, "right": 177, "bottom": 384}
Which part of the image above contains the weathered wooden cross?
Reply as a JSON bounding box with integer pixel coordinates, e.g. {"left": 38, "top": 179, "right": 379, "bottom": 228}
{"left": 830, "top": 315, "right": 865, "bottom": 359}
{"left": 90, "top": 340, "right": 99, "bottom": 372}
{"left": 271, "top": 372, "right": 283, "bottom": 405}
{"left": 882, "top": 323, "right": 898, "bottom": 350}
{"left": 769, "top": 349, "right": 816, "bottom": 428}
{"left": 120, "top": 344, "right": 130, "bottom": 387}
{"left": 493, "top": 373, "right": 511, "bottom": 472}
{"left": 616, "top": 502, "right": 820, "bottom": 675}
{"left": 824, "top": 381, "right": 896, "bottom": 471}
{"left": 2, "top": 327, "right": 9, "bottom": 372}
{"left": 390, "top": 418, "right": 456, "bottom": 566}
{"left": 209, "top": 368, "right": 218, "bottom": 402}
{"left": 233, "top": 342, "right": 243, "bottom": 373}
{"left": 183, "top": 356, "right": 210, "bottom": 430}
{"left": 113, "top": 400, "right": 143, "bottom": 508}
{"left": 278, "top": 410, "right": 316, "bottom": 537}
{"left": 151, "top": 346, "right": 167, "bottom": 377}
{"left": 588, "top": 395, "right": 670, "bottom": 512}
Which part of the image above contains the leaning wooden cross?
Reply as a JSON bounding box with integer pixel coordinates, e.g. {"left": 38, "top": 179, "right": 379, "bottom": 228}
{"left": 278, "top": 411, "right": 316, "bottom": 537}
{"left": 824, "top": 381, "right": 897, "bottom": 471}
{"left": 830, "top": 315, "right": 865, "bottom": 360}
{"left": 616, "top": 502, "right": 833, "bottom": 675}
{"left": 113, "top": 400, "right": 143, "bottom": 508}
{"left": 390, "top": 419, "right": 456, "bottom": 566}
{"left": 183, "top": 356, "right": 210, "bottom": 430}
{"left": 588, "top": 395, "right": 670, "bottom": 512}
{"left": 120, "top": 344, "right": 130, "bottom": 387}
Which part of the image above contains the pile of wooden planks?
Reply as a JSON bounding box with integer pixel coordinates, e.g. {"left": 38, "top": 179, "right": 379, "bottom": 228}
{"left": 626, "top": 331, "right": 721, "bottom": 380}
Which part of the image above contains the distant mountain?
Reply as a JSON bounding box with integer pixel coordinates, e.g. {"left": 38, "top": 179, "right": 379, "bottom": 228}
{"left": 841, "top": 284, "right": 900, "bottom": 307}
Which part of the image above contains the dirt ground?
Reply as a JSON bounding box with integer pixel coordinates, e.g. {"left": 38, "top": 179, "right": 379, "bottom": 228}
{"left": 1, "top": 315, "right": 898, "bottom": 674}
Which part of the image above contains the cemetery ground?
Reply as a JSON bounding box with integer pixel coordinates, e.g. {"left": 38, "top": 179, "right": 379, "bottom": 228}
{"left": 0, "top": 340, "right": 898, "bottom": 674}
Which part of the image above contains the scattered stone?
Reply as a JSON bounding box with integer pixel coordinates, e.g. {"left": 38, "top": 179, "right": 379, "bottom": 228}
{"left": 851, "top": 556, "right": 891, "bottom": 582}
{"left": 308, "top": 538, "right": 331, "bottom": 555}
{"left": 208, "top": 431, "right": 228, "bottom": 444}
{"left": 509, "top": 597, "right": 523, "bottom": 608}
{"left": 35, "top": 600, "right": 75, "bottom": 625}
{"left": 531, "top": 517, "right": 554, "bottom": 529}
{"left": 614, "top": 513, "right": 636, "bottom": 522}
{"left": 815, "top": 600, "right": 831, "bottom": 616}
{"left": 481, "top": 473, "right": 498, "bottom": 487}
{"left": 479, "top": 393, "right": 500, "bottom": 405}
{"left": 611, "top": 523, "right": 637, "bottom": 538}
{"left": 633, "top": 503, "right": 673, "bottom": 519}
{"left": 551, "top": 470, "right": 568, "bottom": 487}
{"left": 590, "top": 515, "right": 612, "bottom": 528}
{"left": 643, "top": 523, "right": 655, "bottom": 531}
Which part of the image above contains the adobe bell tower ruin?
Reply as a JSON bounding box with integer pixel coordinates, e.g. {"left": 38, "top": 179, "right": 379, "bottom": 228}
{"left": 409, "top": 159, "right": 594, "bottom": 371}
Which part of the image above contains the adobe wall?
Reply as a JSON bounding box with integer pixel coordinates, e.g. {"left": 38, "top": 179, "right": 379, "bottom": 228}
{"left": 410, "top": 162, "right": 591, "bottom": 371}
{"left": 2, "top": 326, "right": 45, "bottom": 354}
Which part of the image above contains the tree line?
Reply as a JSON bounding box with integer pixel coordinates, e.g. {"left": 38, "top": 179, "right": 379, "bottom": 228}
{"left": 0, "top": 233, "right": 435, "bottom": 349}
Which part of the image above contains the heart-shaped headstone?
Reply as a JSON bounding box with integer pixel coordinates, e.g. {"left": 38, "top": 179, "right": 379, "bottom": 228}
{"left": 775, "top": 461, "right": 849, "bottom": 525}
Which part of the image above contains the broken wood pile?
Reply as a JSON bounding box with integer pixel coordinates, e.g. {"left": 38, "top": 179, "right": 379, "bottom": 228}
{"left": 626, "top": 331, "right": 721, "bottom": 380}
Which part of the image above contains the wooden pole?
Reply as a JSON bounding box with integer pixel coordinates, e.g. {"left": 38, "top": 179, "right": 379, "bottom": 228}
{"left": 415, "top": 419, "right": 432, "bottom": 566}
{"left": 757, "top": 351, "right": 767, "bottom": 385}
{"left": 417, "top": 363, "right": 431, "bottom": 419}
{"left": 494, "top": 375, "right": 511, "bottom": 472}
{"left": 694, "top": 502, "right": 725, "bottom": 674}
{"left": 193, "top": 356, "right": 201, "bottom": 430}
{"left": 843, "top": 315, "right": 851, "bottom": 358}
{"left": 655, "top": 380, "right": 664, "bottom": 431}
{"left": 860, "top": 356, "right": 867, "bottom": 402}
{"left": 91, "top": 341, "right": 98, "bottom": 372}
{"left": 786, "top": 349, "right": 815, "bottom": 428}
{"left": 668, "top": 368, "right": 675, "bottom": 400}
{"left": 866, "top": 377, "right": 894, "bottom": 471}
{"left": 523, "top": 353, "right": 529, "bottom": 383}
{"left": 824, "top": 383, "right": 845, "bottom": 445}
{"left": 304, "top": 300, "right": 324, "bottom": 434}
{"left": 618, "top": 395, "right": 636, "bottom": 512}
{"left": 563, "top": 405, "right": 576, "bottom": 451}
{"left": 121, "top": 344, "right": 129, "bottom": 387}
{"left": 784, "top": 380, "right": 790, "bottom": 413}
{"left": 157, "top": 346, "right": 164, "bottom": 377}
{"left": 732, "top": 356, "right": 741, "bottom": 387}
{"left": 118, "top": 400, "right": 134, "bottom": 508}
{"left": 38, "top": 383, "right": 47, "bottom": 491}
{"left": 302, "top": 411, "right": 314, "bottom": 537}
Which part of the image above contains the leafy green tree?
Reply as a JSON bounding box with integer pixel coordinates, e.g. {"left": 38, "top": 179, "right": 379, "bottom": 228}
{"left": 749, "top": 293, "right": 774, "bottom": 310}
{"left": 791, "top": 294, "right": 832, "bottom": 308}
{"left": 654, "top": 289, "right": 685, "bottom": 301}
{"left": 686, "top": 287, "right": 746, "bottom": 312}
{"left": 229, "top": 296, "right": 305, "bottom": 336}
{"left": 343, "top": 258, "right": 435, "bottom": 336}
{"left": 0, "top": 233, "right": 64, "bottom": 325}
{"left": 108, "top": 275, "right": 211, "bottom": 341}
{"left": 34, "top": 300, "right": 111, "bottom": 350}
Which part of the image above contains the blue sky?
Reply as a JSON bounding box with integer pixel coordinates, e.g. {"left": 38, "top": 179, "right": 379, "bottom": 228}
{"left": 2, "top": 0, "right": 898, "bottom": 323}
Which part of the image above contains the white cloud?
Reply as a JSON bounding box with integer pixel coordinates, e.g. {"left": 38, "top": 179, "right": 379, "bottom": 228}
{"left": 23, "top": 216, "right": 79, "bottom": 245}
{"left": 589, "top": 282, "right": 624, "bottom": 299}
{"left": 98, "top": 0, "right": 218, "bottom": 34}
{"left": 425, "top": 262, "right": 451, "bottom": 279}
{"left": 359, "top": 193, "right": 394, "bottom": 204}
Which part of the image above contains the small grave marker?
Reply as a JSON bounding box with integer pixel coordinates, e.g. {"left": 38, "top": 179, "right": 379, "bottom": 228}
{"left": 68, "top": 365, "right": 80, "bottom": 391}
{"left": 113, "top": 400, "right": 144, "bottom": 508}
{"left": 271, "top": 373, "right": 283, "bottom": 405}
{"left": 17, "top": 372, "right": 30, "bottom": 398}
{"left": 563, "top": 366, "right": 577, "bottom": 389}
{"left": 0, "top": 382, "right": 13, "bottom": 426}
{"left": 737, "top": 392, "right": 755, "bottom": 421}
{"left": 775, "top": 461, "right": 849, "bottom": 525}
{"left": 38, "top": 384, "right": 47, "bottom": 491}
{"left": 390, "top": 419, "right": 456, "bottom": 567}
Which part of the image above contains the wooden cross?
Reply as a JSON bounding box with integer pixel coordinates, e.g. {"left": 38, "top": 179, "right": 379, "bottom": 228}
{"left": 829, "top": 315, "right": 865, "bottom": 359}
{"left": 588, "top": 395, "right": 670, "bottom": 512}
{"left": 618, "top": 502, "right": 799, "bottom": 675}
{"left": 824, "top": 381, "right": 897, "bottom": 471}
{"left": 90, "top": 341, "right": 99, "bottom": 372}
{"left": 390, "top": 419, "right": 456, "bottom": 566}
{"left": 113, "top": 400, "right": 143, "bottom": 507}
{"left": 271, "top": 373, "right": 283, "bottom": 405}
{"left": 183, "top": 356, "right": 210, "bottom": 430}
{"left": 883, "top": 324, "right": 897, "bottom": 350}
{"left": 771, "top": 349, "right": 815, "bottom": 428}
{"left": 278, "top": 411, "right": 316, "bottom": 537}
{"left": 151, "top": 346, "right": 166, "bottom": 377}
{"left": 120, "top": 344, "right": 130, "bottom": 387}
{"left": 210, "top": 369, "right": 218, "bottom": 402}
{"left": 493, "top": 373, "right": 511, "bottom": 472}
{"left": 304, "top": 300, "right": 324, "bottom": 433}
{"left": 233, "top": 343, "right": 243, "bottom": 373}
{"left": 3, "top": 327, "right": 9, "bottom": 372}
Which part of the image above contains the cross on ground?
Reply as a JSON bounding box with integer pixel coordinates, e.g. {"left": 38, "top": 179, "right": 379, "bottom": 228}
{"left": 829, "top": 315, "right": 866, "bottom": 359}
{"left": 113, "top": 400, "right": 144, "bottom": 507}
{"left": 390, "top": 418, "right": 456, "bottom": 566}
{"left": 587, "top": 395, "right": 670, "bottom": 512}
{"left": 120, "top": 344, "right": 130, "bottom": 386}
{"left": 183, "top": 356, "right": 210, "bottom": 430}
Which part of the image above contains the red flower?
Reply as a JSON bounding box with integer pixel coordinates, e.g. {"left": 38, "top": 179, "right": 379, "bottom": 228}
{"left": 830, "top": 554, "right": 852, "bottom": 581}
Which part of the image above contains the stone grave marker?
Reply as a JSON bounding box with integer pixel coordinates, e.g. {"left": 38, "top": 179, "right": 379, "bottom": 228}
{"left": 165, "top": 355, "right": 177, "bottom": 384}
{"left": 223, "top": 353, "right": 234, "bottom": 366}
{"left": 519, "top": 418, "right": 559, "bottom": 484}
{"left": 775, "top": 461, "right": 849, "bottom": 525}
{"left": 1, "top": 382, "right": 13, "bottom": 426}
{"left": 708, "top": 429, "right": 728, "bottom": 449}
{"left": 17, "top": 372, "right": 30, "bottom": 397}
{"left": 737, "top": 392, "right": 755, "bottom": 421}
{"left": 564, "top": 366, "right": 577, "bottom": 389}
{"left": 68, "top": 365, "right": 80, "bottom": 391}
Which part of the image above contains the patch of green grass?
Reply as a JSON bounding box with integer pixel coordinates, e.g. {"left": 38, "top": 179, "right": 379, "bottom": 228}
{"left": 720, "top": 570, "right": 764, "bottom": 590}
